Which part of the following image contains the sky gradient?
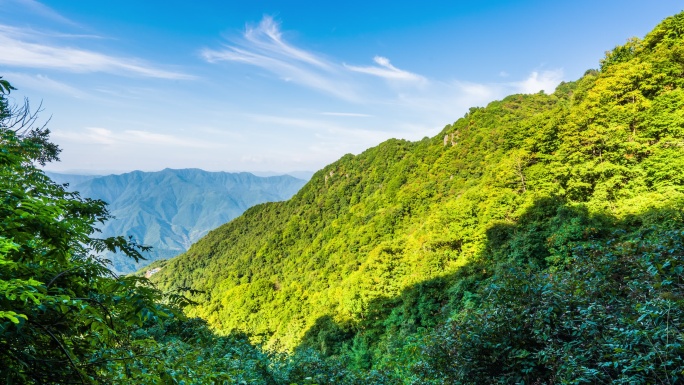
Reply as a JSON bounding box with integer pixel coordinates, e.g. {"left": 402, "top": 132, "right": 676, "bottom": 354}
{"left": 1, "top": 0, "right": 682, "bottom": 174}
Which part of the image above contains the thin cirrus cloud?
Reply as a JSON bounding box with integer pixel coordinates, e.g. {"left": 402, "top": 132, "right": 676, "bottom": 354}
{"left": 2, "top": 72, "right": 89, "bottom": 98}
{"left": 0, "top": 24, "right": 103, "bottom": 40}
{"left": 2, "top": 0, "right": 79, "bottom": 27}
{"left": 241, "top": 16, "right": 331, "bottom": 70}
{"left": 320, "top": 112, "right": 373, "bottom": 118}
{"left": 201, "top": 16, "right": 428, "bottom": 100}
{"left": 0, "top": 25, "right": 194, "bottom": 80}
{"left": 202, "top": 15, "right": 563, "bottom": 117}
{"left": 52, "top": 127, "right": 220, "bottom": 149}
{"left": 202, "top": 16, "right": 356, "bottom": 100}
{"left": 244, "top": 114, "right": 390, "bottom": 142}
{"left": 514, "top": 69, "right": 565, "bottom": 94}
{"left": 245, "top": 114, "right": 393, "bottom": 158}
{"left": 344, "top": 56, "right": 426, "bottom": 84}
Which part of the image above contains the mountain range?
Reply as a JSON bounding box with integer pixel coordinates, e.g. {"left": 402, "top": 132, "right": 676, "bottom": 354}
{"left": 47, "top": 168, "right": 307, "bottom": 273}
{"left": 4, "top": 11, "right": 684, "bottom": 384}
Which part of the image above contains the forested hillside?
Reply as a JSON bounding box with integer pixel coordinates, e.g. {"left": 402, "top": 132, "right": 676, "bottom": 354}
{"left": 4, "top": 11, "right": 684, "bottom": 385}
{"left": 147, "top": 12, "right": 684, "bottom": 383}
{"left": 0, "top": 78, "right": 274, "bottom": 383}
{"left": 51, "top": 169, "right": 306, "bottom": 273}
{"left": 0, "top": 80, "right": 376, "bottom": 385}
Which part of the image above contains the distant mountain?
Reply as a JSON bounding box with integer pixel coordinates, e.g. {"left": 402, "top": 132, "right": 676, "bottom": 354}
{"left": 44, "top": 172, "right": 100, "bottom": 186}
{"left": 50, "top": 168, "right": 306, "bottom": 274}
{"left": 285, "top": 171, "right": 315, "bottom": 180}
{"left": 251, "top": 170, "right": 315, "bottom": 180}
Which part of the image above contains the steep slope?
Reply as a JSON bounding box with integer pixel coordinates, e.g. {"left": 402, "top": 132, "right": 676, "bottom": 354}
{"left": 149, "top": 12, "right": 684, "bottom": 357}
{"left": 57, "top": 169, "right": 306, "bottom": 273}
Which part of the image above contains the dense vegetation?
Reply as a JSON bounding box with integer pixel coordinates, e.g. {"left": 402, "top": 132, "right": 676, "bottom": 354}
{"left": 3, "top": 11, "right": 684, "bottom": 384}
{"left": 147, "top": 12, "right": 684, "bottom": 383}
{"left": 0, "top": 78, "right": 344, "bottom": 384}
{"left": 53, "top": 169, "right": 306, "bottom": 274}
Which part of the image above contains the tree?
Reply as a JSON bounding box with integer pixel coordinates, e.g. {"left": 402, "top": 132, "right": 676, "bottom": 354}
{"left": 0, "top": 78, "right": 172, "bottom": 384}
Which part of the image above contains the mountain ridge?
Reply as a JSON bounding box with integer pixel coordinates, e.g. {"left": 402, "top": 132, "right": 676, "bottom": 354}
{"left": 51, "top": 168, "right": 307, "bottom": 273}
{"left": 142, "top": 12, "right": 684, "bottom": 381}
{"left": 5, "top": 10, "right": 684, "bottom": 385}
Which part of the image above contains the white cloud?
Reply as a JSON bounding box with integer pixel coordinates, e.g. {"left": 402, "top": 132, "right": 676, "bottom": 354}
{"left": 386, "top": 80, "right": 503, "bottom": 136}
{"left": 344, "top": 56, "right": 426, "bottom": 83}
{"left": 57, "top": 127, "right": 117, "bottom": 145}
{"left": 0, "top": 24, "right": 104, "bottom": 40}
{"left": 245, "top": 114, "right": 391, "bottom": 143}
{"left": 2, "top": 72, "right": 89, "bottom": 98}
{"left": 2, "top": 0, "right": 79, "bottom": 27}
{"left": 514, "top": 69, "right": 564, "bottom": 94}
{"left": 125, "top": 130, "right": 218, "bottom": 148}
{"left": 0, "top": 24, "right": 194, "bottom": 79}
{"left": 242, "top": 16, "right": 331, "bottom": 70}
{"left": 320, "top": 112, "right": 373, "bottom": 118}
{"left": 202, "top": 16, "right": 356, "bottom": 100}
{"left": 52, "top": 127, "right": 219, "bottom": 148}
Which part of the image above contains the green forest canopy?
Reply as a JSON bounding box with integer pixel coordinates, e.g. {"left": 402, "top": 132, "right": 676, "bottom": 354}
{"left": 0, "top": 79, "right": 328, "bottom": 384}
{"left": 146, "top": 11, "right": 684, "bottom": 382}
{"left": 3, "top": 10, "right": 684, "bottom": 384}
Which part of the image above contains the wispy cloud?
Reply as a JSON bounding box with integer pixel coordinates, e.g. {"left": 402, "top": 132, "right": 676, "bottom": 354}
{"left": 241, "top": 16, "right": 331, "bottom": 70}
{"left": 2, "top": 72, "right": 89, "bottom": 98}
{"left": 388, "top": 80, "right": 503, "bottom": 133}
{"left": 202, "top": 16, "right": 356, "bottom": 99}
{"left": 2, "top": 0, "right": 79, "bottom": 27}
{"left": 203, "top": 16, "right": 567, "bottom": 149}
{"left": 53, "top": 127, "right": 219, "bottom": 148}
{"left": 202, "top": 16, "right": 568, "bottom": 113}
{"left": 202, "top": 16, "right": 430, "bottom": 99}
{"left": 514, "top": 69, "right": 564, "bottom": 94}
{"left": 320, "top": 112, "right": 373, "bottom": 118}
{"left": 0, "top": 24, "right": 103, "bottom": 40}
{"left": 0, "top": 24, "right": 194, "bottom": 79}
{"left": 345, "top": 56, "right": 426, "bottom": 84}
{"left": 245, "top": 114, "right": 391, "bottom": 142}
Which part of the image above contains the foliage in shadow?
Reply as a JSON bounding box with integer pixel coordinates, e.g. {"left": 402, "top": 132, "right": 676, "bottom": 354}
{"left": 296, "top": 196, "right": 684, "bottom": 384}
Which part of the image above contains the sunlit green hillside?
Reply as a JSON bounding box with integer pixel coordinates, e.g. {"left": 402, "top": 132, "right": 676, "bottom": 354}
{"left": 149, "top": 12, "right": 684, "bottom": 375}
{"left": 4, "top": 11, "right": 684, "bottom": 385}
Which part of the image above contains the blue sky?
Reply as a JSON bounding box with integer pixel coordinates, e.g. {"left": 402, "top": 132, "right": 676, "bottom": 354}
{"left": 1, "top": 0, "right": 681, "bottom": 174}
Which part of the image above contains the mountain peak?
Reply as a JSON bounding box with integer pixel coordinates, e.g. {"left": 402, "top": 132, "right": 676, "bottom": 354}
{"left": 52, "top": 169, "right": 307, "bottom": 274}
